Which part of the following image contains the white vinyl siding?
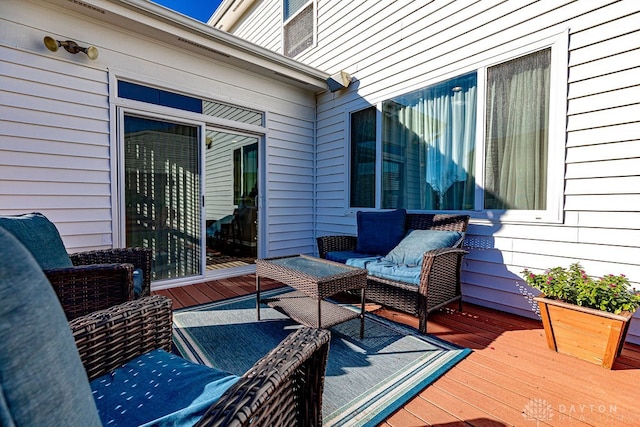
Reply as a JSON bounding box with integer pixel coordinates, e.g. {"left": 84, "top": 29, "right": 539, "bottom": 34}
{"left": 0, "top": 45, "right": 112, "bottom": 252}
{"left": 232, "top": 0, "right": 282, "bottom": 52}
{"left": 265, "top": 112, "right": 316, "bottom": 255}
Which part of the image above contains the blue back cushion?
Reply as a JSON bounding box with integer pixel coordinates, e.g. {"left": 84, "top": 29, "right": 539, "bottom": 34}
{"left": 91, "top": 349, "right": 239, "bottom": 426}
{"left": 0, "top": 212, "right": 73, "bottom": 270}
{"left": 0, "top": 228, "right": 101, "bottom": 426}
{"left": 383, "top": 229, "right": 463, "bottom": 266}
{"left": 355, "top": 209, "right": 407, "bottom": 255}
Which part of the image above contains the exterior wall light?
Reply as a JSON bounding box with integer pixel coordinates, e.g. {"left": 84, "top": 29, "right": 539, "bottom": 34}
{"left": 43, "top": 36, "right": 99, "bottom": 60}
{"left": 327, "top": 70, "right": 352, "bottom": 92}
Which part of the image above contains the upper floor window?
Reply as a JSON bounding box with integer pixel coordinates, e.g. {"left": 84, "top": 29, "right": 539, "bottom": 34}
{"left": 350, "top": 45, "right": 561, "bottom": 222}
{"left": 283, "top": 0, "right": 315, "bottom": 57}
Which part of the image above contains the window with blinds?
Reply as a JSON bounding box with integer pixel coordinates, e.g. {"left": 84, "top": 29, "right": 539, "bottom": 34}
{"left": 283, "top": 0, "right": 314, "bottom": 57}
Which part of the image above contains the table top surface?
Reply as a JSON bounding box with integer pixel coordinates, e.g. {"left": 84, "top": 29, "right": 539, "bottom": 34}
{"left": 257, "top": 254, "right": 365, "bottom": 280}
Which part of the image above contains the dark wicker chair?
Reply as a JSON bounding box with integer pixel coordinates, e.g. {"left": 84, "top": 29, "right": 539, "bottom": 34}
{"left": 46, "top": 247, "right": 152, "bottom": 320}
{"left": 317, "top": 213, "right": 469, "bottom": 333}
{"left": 0, "top": 212, "right": 152, "bottom": 321}
{"left": 71, "top": 295, "right": 331, "bottom": 426}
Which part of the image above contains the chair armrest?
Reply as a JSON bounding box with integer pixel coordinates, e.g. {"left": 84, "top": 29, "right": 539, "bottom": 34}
{"left": 70, "top": 248, "right": 153, "bottom": 297}
{"left": 196, "top": 327, "right": 331, "bottom": 427}
{"left": 69, "top": 295, "right": 173, "bottom": 381}
{"left": 316, "top": 235, "right": 358, "bottom": 258}
{"left": 419, "top": 247, "right": 467, "bottom": 297}
{"left": 45, "top": 263, "right": 134, "bottom": 320}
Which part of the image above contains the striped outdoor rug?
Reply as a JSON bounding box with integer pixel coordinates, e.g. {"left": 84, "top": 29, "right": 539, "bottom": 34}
{"left": 173, "top": 288, "right": 471, "bottom": 426}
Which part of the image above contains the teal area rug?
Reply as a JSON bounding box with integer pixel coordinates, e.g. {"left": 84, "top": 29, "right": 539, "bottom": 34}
{"left": 173, "top": 288, "right": 471, "bottom": 426}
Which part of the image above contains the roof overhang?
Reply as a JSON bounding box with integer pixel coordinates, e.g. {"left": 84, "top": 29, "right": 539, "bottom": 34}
{"left": 208, "top": 0, "right": 257, "bottom": 32}
{"left": 42, "top": 0, "right": 329, "bottom": 92}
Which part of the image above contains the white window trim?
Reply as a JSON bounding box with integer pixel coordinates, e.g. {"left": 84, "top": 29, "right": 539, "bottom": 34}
{"left": 115, "top": 105, "right": 208, "bottom": 288}
{"left": 282, "top": 0, "right": 317, "bottom": 58}
{"left": 477, "top": 30, "right": 569, "bottom": 224}
{"left": 346, "top": 29, "right": 569, "bottom": 224}
{"left": 343, "top": 105, "right": 380, "bottom": 213}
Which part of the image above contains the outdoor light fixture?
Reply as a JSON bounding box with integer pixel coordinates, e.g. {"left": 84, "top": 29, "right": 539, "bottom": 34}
{"left": 43, "top": 36, "right": 99, "bottom": 60}
{"left": 327, "top": 70, "right": 352, "bottom": 92}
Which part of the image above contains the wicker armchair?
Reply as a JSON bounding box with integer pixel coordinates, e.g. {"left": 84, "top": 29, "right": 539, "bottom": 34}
{"left": 48, "top": 247, "right": 153, "bottom": 320}
{"left": 71, "top": 295, "right": 330, "bottom": 426}
{"left": 317, "top": 213, "right": 469, "bottom": 333}
{"left": 0, "top": 211, "right": 152, "bottom": 320}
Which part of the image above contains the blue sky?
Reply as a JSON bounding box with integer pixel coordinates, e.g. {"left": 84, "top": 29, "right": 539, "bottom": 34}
{"left": 152, "top": 0, "right": 223, "bottom": 22}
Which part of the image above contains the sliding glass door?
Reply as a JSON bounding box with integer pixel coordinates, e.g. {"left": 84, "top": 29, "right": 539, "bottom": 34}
{"left": 204, "top": 130, "right": 259, "bottom": 270}
{"left": 123, "top": 114, "right": 201, "bottom": 281}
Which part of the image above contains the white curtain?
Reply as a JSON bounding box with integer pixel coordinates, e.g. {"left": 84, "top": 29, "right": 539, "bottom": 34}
{"left": 383, "top": 73, "right": 476, "bottom": 210}
{"left": 485, "top": 48, "right": 550, "bottom": 210}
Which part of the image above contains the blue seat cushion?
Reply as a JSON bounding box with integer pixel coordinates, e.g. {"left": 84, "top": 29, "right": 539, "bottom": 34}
{"left": 90, "top": 349, "right": 239, "bottom": 427}
{"left": 383, "top": 230, "right": 463, "bottom": 266}
{"left": 365, "top": 260, "right": 422, "bottom": 285}
{"left": 345, "top": 256, "right": 382, "bottom": 269}
{"left": 326, "top": 250, "right": 374, "bottom": 264}
{"left": 0, "top": 228, "right": 101, "bottom": 426}
{"left": 0, "top": 212, "right": 73, "bottom": 270}
{"left": 355, "top": 209, "right": 406, "bottom": 255}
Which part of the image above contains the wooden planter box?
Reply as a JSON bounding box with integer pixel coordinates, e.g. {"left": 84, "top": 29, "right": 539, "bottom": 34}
{"left": 534, "top": 296, "right": 633, "bottom": 369}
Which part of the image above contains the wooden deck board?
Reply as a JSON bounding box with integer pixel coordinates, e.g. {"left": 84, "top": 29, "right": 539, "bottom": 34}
{"left": 154, "top": 275, "right": 640, "bottom": 426}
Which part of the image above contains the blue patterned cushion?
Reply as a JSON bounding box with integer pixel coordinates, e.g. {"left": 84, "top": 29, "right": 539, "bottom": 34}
{"left": 90, "top": 349, "right": 239, "bottom": 427}
{"left": 383, "top": 230, "right": 463, "bottom": 266}
{"left": 355, "top": 209, "right": 406, "bottom": 255}
{"left": 0, "top": 228, "right": 101, "bottom": 426}
{"left": 0, "top": 212, "right": 73, "bottom": 270}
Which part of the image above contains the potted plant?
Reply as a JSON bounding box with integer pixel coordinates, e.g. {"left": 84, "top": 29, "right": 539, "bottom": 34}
{"left": 521, "top": 263, "right": 640, "bottom": 369}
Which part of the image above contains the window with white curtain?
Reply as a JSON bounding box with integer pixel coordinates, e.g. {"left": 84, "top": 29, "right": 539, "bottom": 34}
{"left": 485, "top": 49, "right": 550, "bottom": 210}
{"left": 283, "top": 0, "right": 315, "bottom": 57}
{"left": 382, "top": 73, "right": 477, "bottom": 210}
{"left": 350, "top": 45, "right": 560, "bottom": 220}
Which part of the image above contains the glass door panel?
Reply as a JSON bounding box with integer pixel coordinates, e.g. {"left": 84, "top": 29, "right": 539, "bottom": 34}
{"left": 123, "top": 114, "right": 201, "bottom": 281}
{"left": 204, "top": 130, "right": 258, "bottom": 270}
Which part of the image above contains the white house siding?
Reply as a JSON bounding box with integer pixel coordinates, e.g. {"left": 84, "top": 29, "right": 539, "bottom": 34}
{"left": 231, "top": 0, "right": 283, "bottom": 53}
{"left": 264, "top": 112, "right": 316, "bottom": 256}
{"left": 0, "top": 45, "right": 112, "bottom": 252}
{"left": 1, "top": 0, "right": 320, "bottom": 274}
{"left": 226, "top": 0, "right": 640, "bottom": 343}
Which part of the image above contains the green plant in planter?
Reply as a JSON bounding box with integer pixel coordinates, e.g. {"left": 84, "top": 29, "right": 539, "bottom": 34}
{"left": 522, "top": 263, "right": 640, "bottom": 315}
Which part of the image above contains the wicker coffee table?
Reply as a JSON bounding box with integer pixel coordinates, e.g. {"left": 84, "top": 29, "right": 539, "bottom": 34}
{"left": 256, "top": 254, "right": 367, "bottom": 338}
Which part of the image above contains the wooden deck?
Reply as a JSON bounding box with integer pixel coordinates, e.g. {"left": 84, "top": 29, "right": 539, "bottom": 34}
{"left": 154, "top": 275, "right": 640, "bottom": 427}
